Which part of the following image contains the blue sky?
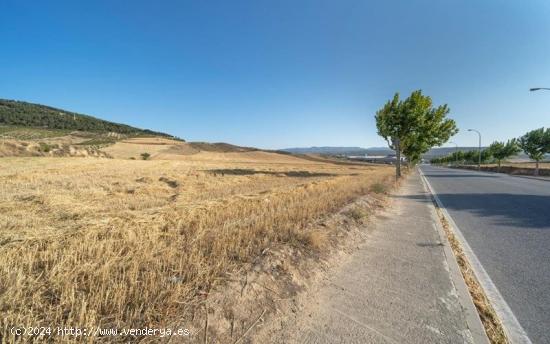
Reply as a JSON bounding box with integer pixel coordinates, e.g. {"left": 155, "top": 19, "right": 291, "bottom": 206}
{"left": 1, "top": 0, "right": 549, "bottom": 149}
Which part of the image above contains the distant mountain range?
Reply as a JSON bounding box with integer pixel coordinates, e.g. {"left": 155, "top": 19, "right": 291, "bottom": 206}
{"left": 281, "top": 147, "right": 375, "bottom": 155}
{"left": 281, "top": 146, "right": 489, "bottom": 158}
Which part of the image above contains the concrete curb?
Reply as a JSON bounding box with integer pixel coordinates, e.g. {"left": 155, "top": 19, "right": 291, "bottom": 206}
{"left": 417, "top": 170, "right": 490, "bottom": 344}
{"left": 418, "top": 168, "right": 532, "bottom": 344}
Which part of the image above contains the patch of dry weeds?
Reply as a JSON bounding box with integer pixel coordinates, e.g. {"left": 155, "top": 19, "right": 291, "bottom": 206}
{"left": 436, "top": 209, "right": 509, "bottom": 344}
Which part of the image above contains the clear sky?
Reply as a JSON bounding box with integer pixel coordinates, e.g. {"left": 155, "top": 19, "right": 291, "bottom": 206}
{"left": 1, "top": 0, "right": 549, "bottom": 149}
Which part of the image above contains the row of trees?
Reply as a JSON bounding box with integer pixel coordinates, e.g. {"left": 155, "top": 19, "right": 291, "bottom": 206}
{"left": 431, "top": 128, "right": 550, "bottom": 175}
{"left": 431, "top": 148, "right": 492, "bottom": 166}
{"left": 375, "top": 90, "right": 458, "bottom": 179}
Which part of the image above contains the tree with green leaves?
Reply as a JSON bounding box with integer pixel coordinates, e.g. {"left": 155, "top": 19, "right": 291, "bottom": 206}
{"left": 462, "top": 150, "right": 476, "bottom": 164}
{"left": 488, "top": 139, "right": 520, "bottom": 172}
{"left": 375, "top": 90, "right": 458, "bottom": 179}
{"left": 518, "top": 128, "right": 550, "bottom": 175}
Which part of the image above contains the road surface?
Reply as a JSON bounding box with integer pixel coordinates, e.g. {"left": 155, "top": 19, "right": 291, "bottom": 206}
{"left": 420, "top": 165, "right": 550, "bottom": 344}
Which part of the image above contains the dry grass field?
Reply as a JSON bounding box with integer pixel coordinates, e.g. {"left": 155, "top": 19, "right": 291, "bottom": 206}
{"left": 101, "top": 137, "right": 191, "bottom": 159}
{"left": 480, "top": 161, "right": 550, "bottom": 169}
{"left": 0, "top": 152, "right": 393, "bottom": 342}
{"left": 101, "top": 137, "right": 260, "bottom": 160}
{"left": 510, "top": 162, "right": 550, "bottom": 169}
{"left": 456, "top": 161, "right": 550, "bottom": 176}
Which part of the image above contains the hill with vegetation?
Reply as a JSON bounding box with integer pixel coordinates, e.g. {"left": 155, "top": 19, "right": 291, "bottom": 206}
{"left": 0, "top": 99, "right": 173, "bottom": 137}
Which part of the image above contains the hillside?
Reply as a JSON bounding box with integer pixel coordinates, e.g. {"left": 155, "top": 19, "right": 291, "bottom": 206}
{"left": 101, "top": 137, "right": 304, "bottom": 162}
{"left": 0, "top": 99, "right": 173, "bottom": 137}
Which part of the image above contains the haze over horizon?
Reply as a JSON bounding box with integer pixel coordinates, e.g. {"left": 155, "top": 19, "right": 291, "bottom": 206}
{"left": 1, "top": 0, "right": 549, "bottom": 150}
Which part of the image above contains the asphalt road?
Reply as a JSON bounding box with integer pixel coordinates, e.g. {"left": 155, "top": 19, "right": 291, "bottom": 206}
{"left": 420, "top": 165, "right": 550, "bottom": 344}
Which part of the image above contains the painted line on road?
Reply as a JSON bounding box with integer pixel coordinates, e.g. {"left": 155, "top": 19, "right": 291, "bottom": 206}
{"left": 419, "top": 168, "right": 532, "bottom": 344}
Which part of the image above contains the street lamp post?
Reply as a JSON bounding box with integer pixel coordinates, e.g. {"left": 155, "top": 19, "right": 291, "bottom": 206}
{"left": 449, "top": 141, "right": 458, "bottom": 166}
{"left": 530, "top": 88, "right": 550, "bottom": 92}
{"left": 467, "top": 129, "right": 481, "bottom": 171}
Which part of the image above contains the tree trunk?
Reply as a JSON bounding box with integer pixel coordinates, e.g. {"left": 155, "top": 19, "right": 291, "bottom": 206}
{"left": 395, "top": 139, "right": 401, "bottom": 180}
{"left": 497, "top": 160, "right": 501, "bottom": 173}
{"left": 535, "top": 160, "right": 539, "bottom": 176}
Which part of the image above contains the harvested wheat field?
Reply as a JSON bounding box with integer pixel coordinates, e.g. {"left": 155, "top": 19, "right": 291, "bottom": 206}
{"left": 501, "top": 161, "right": 550, "bottom": 168}
{"left": 457, "top": 161, "right": 550, "bottom": 176}
{"left": 472, "top": 161, "right": 550, "bottom": 169}
{"left": 101, "top": 137, "right": 191, "bottom": 159}
{"left": 0, "top": 154, "right": 393, "bottom": 342}
{"left": 101, "top": 137, "right": 260, "bottom": 160}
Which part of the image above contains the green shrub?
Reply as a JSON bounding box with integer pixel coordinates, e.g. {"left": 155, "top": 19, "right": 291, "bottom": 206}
{"left": 38, "top": 142, "right": 52, "bottom": 153}
{"left": 346, "top": 206, "right": 369, "bottom": 221}
{"left": 370, "top": 182, "right": 387, "bottom": 194}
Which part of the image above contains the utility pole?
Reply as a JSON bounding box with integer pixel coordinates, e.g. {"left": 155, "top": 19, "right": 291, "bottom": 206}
{"left": 449, "top": 141, "right": 458, "bottom": 166}
{"left": 468, "top": 129, "right": 481, "bottom": 171}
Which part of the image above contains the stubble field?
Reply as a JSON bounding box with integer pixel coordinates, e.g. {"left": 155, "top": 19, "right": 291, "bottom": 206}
{"left": 0, "top": 153, "right": 393, "bottom": 342}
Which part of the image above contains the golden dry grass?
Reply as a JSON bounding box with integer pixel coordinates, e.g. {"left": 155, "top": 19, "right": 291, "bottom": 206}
{"left": 495, "top": 161, "right": 550, "bottom": 168}
{"left": 436, "top": 209, "right": 508, "bottom": 344}
{"left": 470, "top": 162, "right": 550, "bottom": 170}
{"left": 458, "top": 162, "right": 550, "bottom": 176}
{"left": 101, "top": 137, "right": 190, "bottom": 159}
{"left": 102, "top": 137, "right": 262, "bottom": 160}
{"left": 0, "top": 155, "right": 393, "bottom": 342}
